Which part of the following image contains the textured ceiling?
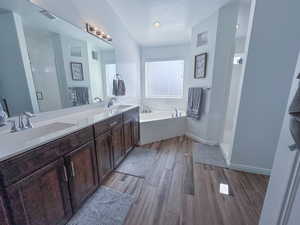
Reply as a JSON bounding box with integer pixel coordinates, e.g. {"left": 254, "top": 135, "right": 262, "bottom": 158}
{"left": 107, "top": 0, "right": 250, "bottom": 46}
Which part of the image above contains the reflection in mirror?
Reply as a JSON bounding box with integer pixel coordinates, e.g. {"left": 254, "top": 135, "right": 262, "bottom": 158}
{"left": 0, "top": 1, "right": 116, "bottom": 117}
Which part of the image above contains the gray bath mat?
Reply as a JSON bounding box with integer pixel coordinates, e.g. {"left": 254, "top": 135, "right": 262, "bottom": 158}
{"left": 116, "top": 147, "right": 157, "bottom": 177}
{"left": 192, "top": 143, "right": 227, "bottom": 168}
{"left": 67, "top": 187, "right": 134, "bottom": 225}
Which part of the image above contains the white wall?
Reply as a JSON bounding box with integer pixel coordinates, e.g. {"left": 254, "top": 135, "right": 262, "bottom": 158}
{"left": 230, "top": 0, "right": 300, "bottom": 175}
{"left": 186, "top": 2, "right": 238, "bottom": 144}
{"left": 221, "top": 3, "right": 251, "bottom": 164}
{"left": 0, "top": 11, "right": 38, "bottom": 116}
{"left": 186, "top": 11, "right": 218, "bottom": 143}
{"left": 24, "top": 28, "right": 63, "bottom": 112}
{"left": 32, "top": 0, "right": 141, "bottom": 104}
{"left": 87, "top": 44, "right": 104, "bottom": 101}
{"left": 140, "top": 44, "right": 190, "bottom": 111}
{"left": 259, "top": 53, "right": 300, "bottom": 225}
{"left": 60, "top": 35, "right": 91, "bottom": 89}
{"left": 101, "top": 50, "right": 116, "bottom": 98}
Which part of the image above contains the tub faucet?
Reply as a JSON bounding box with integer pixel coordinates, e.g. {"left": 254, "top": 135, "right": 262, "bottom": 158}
{"left": 174, "top": 108, "right": 179, "bottom": 117}
{"left": 94, "top": 97, "right": 103, "bottom": 103}
{"left": 107, "top": 97, "right": 117, "bottom": 108}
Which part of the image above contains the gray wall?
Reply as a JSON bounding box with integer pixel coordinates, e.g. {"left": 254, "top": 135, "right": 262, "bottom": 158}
{"left": 230, "top": 0, "right": 300, "bottom": 174}
{"left": 187, "top": 2, "right": 239, "bottom": 144}
{"left": 0, "top": 11, "right": 38, "bottom": 116}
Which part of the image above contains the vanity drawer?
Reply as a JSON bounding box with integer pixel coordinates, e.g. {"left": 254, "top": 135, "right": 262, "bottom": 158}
{"left": 0, "top": 140, "right": 61, "bottom": 187}
{"left": 123, "top": 107, "right": 139, "bottom": 122}
{"left": 94, "top": 115, "right": 123, "bottom": 137}
{"left": 59, "top": 126, "right": 94, "bottom": 154}
{"left": 0, "top": 126, "right": 94, "bottom": 187}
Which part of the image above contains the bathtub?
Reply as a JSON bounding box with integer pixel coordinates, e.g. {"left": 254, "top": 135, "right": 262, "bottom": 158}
{"left": 139, "top": 111, "right": 186, "bottom": 145}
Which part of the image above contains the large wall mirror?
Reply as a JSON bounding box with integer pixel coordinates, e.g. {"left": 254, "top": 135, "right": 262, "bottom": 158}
{"left": 0, "top": 1, "right": 116, "bottom": 117}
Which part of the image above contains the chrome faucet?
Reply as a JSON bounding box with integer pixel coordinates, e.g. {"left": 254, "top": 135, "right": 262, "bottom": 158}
{"left": 174, "top": 108, "right": 179, "bottom": 118}
{"left": 23, "top": 112, "right": 35, "bottom": 128}
{"left": 19, "top": 114, "right": 26, "bottom": 130}
{"left": 94, "top": 97, "right": 103, "bottom": 103}
{"left": 107, "top": 97, "right": 117, "bottom": 108}
{"left": 8, "top": 120, "right": 19, "bottom": 133}
{"left": 9, "top": 112, "right": 35, "bottom": 133}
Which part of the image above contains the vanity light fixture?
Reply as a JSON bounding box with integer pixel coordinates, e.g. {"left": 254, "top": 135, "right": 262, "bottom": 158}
{"left": 153, "top": 21, "right": 161, "bottom": 28}
{"left": 106, "top": 34, "right": 112, "bottom": 41}
{"left": 39, "top": 9, "right": 56, "bottom": 20}
{"left": 86, "top": 23, "right": 112, "bottom": 42}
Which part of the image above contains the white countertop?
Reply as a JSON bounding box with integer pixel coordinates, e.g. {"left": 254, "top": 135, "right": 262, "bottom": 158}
{"left": 0, "top": 105, "right": 138, "bottom": 162}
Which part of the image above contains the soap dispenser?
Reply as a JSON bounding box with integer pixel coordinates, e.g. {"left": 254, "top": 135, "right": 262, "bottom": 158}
{"left": 0, "top": 103, "right": 8, "bottom": 127}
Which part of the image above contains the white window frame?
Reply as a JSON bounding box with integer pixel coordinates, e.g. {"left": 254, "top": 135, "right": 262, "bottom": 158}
{"left": 144, "top": 59, "right": 184, "bottom": 99}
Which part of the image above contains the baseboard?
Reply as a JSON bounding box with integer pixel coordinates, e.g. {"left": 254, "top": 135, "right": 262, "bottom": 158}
{"left": 219, "top": 143, "right": 231, "bottom": 166}
{"left": 185, "top": 132, "right": 218, "bottom": 146}
{"left": 229, "top": 163, "right": 271, "bottom": 176}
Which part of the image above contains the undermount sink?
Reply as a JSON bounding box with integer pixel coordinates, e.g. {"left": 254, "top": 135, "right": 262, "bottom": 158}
{"left": 113, "top": 104, "right": 132, "bottom": 110}
{"left": 3, "top": 122, "right": 75, "bottom": 140}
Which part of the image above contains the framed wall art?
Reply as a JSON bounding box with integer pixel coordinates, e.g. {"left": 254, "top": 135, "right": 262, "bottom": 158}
{"left": 70, "top": 62, "right": 84, "bottom": 81}
{"left": 194, "top": 53, "right": 208, "bottom": 79}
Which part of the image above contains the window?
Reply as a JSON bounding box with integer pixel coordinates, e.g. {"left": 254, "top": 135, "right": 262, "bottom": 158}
{"left": 105, "top": 64, "right": 116, "bottom": 96}
{"left": 145, "top": 60, "right": 184, "bottom": 98}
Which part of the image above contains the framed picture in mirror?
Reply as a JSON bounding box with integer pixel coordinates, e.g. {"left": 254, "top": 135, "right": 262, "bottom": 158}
{"left": 194, "top": 53, "right": 208, "bottom": 79}
{"left": 70, "top": 62, "right": 84, "bottom": 81}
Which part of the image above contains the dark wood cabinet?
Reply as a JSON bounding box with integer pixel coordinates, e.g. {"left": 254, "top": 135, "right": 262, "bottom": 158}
{"left": 124, "top": 120, "right": 134, "bottom": 154}
{"left": 0, "top": 191, "right": 10, "bottom": 225}
{"left": 65, "top": 141, "right": 98, "bottom": 211}
{"left": 123, "top": 107, "right": 140, "bottom": 149}
{"left": 112, "top": 123, "right": 125, "bottom": 168}
{"left": 6, "top": 159, "right": 72, "bottom": 225}
{"left": 133, "top": 117, "right": 140, "bottom": 146}
{"left": 0, "top": 106, "right": 140, "bottom": 225}
{"left": 95, "top": 131, "right": 113, "bottom": 183}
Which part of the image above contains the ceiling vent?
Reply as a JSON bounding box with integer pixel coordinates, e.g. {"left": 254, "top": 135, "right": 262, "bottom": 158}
{"left": 39, "top": 10, "right": 56, "bottom": 20}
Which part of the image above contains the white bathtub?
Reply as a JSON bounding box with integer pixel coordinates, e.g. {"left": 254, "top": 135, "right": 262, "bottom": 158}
{"left": 139, "top": 111, "right": 186, "bottom": 145}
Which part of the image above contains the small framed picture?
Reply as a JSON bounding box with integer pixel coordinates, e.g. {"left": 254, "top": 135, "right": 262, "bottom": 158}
{"left": 194, "top": 53, "right": 208, "bottom": 79}
{"left": 70, "top": 62, "right": 84, "bottom": 81}
{"left": 36, "top": 92, "right": 43, "bottom": 100}
{"left": 197, "top": 31, "right": 208, "bottom": 47}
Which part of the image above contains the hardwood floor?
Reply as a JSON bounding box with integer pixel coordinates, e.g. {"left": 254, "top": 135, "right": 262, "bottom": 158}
{"left": 104, "top": 136, "right": 269, "bottom": 225}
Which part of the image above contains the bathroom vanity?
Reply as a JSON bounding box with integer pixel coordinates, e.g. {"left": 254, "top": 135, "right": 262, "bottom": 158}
{"left": 0, "top": 106, "right": 140, "bottom": 225}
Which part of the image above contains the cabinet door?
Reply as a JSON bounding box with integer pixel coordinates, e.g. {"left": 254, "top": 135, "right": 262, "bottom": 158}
{"left": 65, "top": 141, "right": 98, "bottom": 211}
{"left": 95, "top": 131, "right": 113, "bottom": 183}
{"left": 124, "top": 120, "right": 133, "bottom": 154}
{"left": 133, "top": 117, "right": 140, "bottom": 146}
{"left": 112, "top": 123, "right": 125, "bottom": 168}
{"left": 0, "top": 191, "right": 10, "bottom": 225}
{"left": 6, "top": 159, "right": 72, "bottom": 225}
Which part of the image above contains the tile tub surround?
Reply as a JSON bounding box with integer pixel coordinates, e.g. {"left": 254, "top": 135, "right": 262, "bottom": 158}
{"left": 0, "top": 104, "right": 138, "bottom": 162}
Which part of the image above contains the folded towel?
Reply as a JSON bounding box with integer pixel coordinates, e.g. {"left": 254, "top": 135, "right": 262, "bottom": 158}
{"left": 112, "top": 79, "right": 118, "bottom": 96}
{"left": 117, "top": 79, "right": 126, "bottom": 96}
{"left": 187, "top": 87, "right": 203, "bottom": 120}
{"left": 70, "top": 87, "right": 89, "bottom": 106}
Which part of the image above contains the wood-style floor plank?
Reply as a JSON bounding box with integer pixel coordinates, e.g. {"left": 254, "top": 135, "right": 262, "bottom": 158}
{"left": 103, "top": 136, "right": 269, "bottom": 225}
